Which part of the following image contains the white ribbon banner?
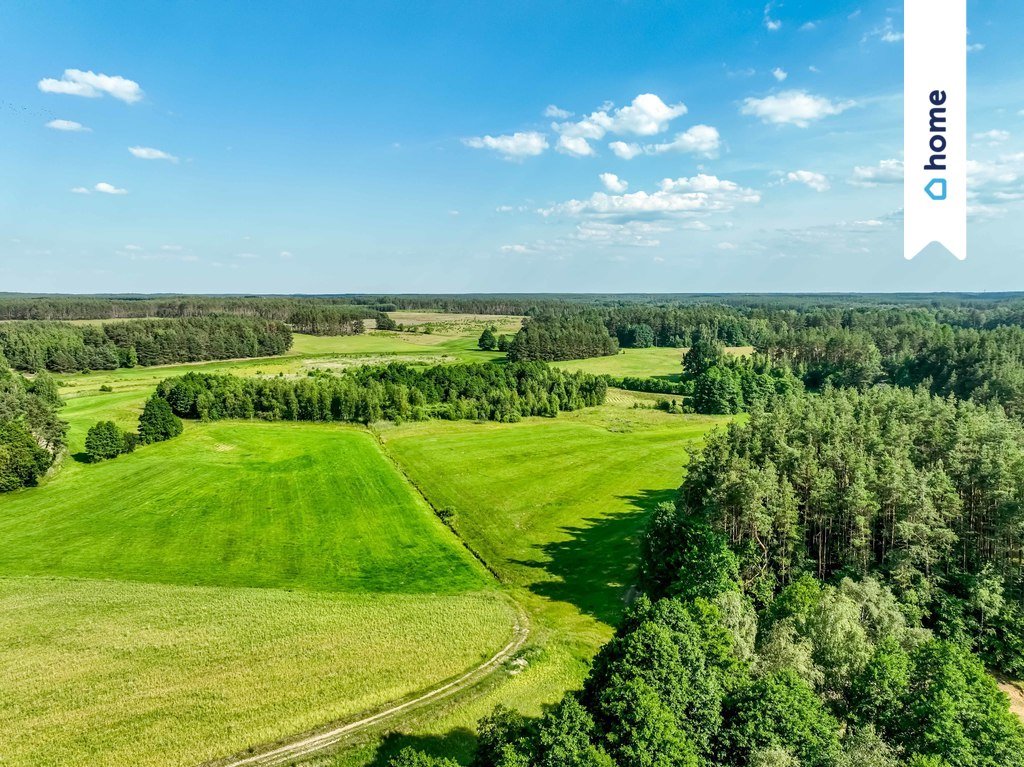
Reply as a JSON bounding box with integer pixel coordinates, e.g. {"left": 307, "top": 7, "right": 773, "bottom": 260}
{"left": 904, "top": 0, "right": 967, "bottom": 260}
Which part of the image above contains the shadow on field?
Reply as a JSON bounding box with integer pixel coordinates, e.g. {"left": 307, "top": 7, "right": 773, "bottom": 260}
{"left": 512, "top": 487, "right": 677, "bottom": 626}
{"left": 368, "top": 727, "right": 478, "bottom": 766}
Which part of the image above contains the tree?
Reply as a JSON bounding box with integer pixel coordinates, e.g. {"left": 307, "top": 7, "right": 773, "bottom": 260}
{"left": 388, "top": 748, "right": 460, "bottom": 767}
{"left": 692, "top": 366, "right": 743, "bottom": 414}
{"left": 85, "top": 420, "right": 127, "bottom": 460}
{"left": 138, "top": 395, "right": 183, "bottom": 443}
{"left": 683, "top": 333, "right": 724, "bottom": 378}
{"left": 479, "top": 327, "right": 498, "bottom": 351}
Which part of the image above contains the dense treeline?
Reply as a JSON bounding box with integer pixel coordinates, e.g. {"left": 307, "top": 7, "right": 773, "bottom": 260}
{"left": 648, "top": 386, "right": 1024, "bottom": 673}
{"left": 0, "top": 317, "right": 292, "bottom": 372}
{"left": 0, "top": 295, "right": 384, "bottom": 323}
{"left": 284, "top": 306, "right": 367, "bottom": 335}
{"left": 0, "top": 357, "right": 66, "bottom": 491}
{"left": 85, "top": 395, "right": 183, "bottom": 461}
{"left": 507, "top": 314, "right": 619, "bottom": 362}
{"left": 156, "top": 362, "right": 606, "bottom": 424}
{"left": 396, "top": 385, "right": 1024, "bottom": 767}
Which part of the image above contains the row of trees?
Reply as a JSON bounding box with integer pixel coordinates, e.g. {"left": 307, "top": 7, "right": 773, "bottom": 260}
{"left": 0, "top": 357, "right": 66, "bottom": 492}
{"left": 84, "top": 396, "right": 183, "bottom": 461}
{"left": 0, "top": 317, "right": 293, "bottom": 373}
{"left": 155, "top": 362, "right": 607, "bottom": 425}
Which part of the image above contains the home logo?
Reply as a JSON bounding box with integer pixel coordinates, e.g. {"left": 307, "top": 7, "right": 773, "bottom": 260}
{"left": 903, "top": 0, "right": 966, "bottom": 261}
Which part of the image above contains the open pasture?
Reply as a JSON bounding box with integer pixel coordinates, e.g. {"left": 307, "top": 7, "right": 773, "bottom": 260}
{"left": 0, "top": 577, "right": 513, "bottom": 767}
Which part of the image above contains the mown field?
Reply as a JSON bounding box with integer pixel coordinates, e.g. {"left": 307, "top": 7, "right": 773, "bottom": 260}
{"left": 0, "top": 377, "right": 515, "bottom": 766}
{"left": 1, "top": 316, "right": 730, "bottom": 767}
{"left": 552, "top": 344, "right": 753, "bottom": 380}
{"left": 325, "top": 397, "right": 727, "bottom": 765}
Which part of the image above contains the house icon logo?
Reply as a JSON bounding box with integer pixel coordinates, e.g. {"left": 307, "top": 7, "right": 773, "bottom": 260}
{"left": 925, "top": 178, "right": 947, "bottom": 201}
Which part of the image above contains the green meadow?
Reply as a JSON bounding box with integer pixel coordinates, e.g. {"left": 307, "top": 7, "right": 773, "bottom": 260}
{"left": 552, "top": 344, "right": 753, "bottom": 380}
{"left": 329, "top": 399, "right": 727, "bottom": 765}
{"left": 0, "top": 321, "right": 727, "bottom": 767}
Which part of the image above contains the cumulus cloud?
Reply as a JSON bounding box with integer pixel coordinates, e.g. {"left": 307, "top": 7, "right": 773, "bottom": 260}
{"left": 557, "top": 134, "right": 596, "bottom": 157}
{"left": 94, "top": 182, "right": 128, "bottom": 194}
{"left": 46, "top": 119, "right": 89, "bottom": 132}
{"left": 464, "top": 131, "right": 549, "bottom": 159}
{"left": 544, "top": 105, "right": 572, "bottom": 119}
{"left": 646, "top": 125, "right": 721, "bottom": 157}
{"left": 974, "top": 129, "right": 1010, "bottom": 146}
{"left": 599, "top": 173, "right": 628, "bottom": 193}
{"left": 541, "top": 173, "right": 760, "bottom": 218}
{"left": 772, "top": 67, "right": 788, "bottom": 82}
{"left": 70, "top": 186, "right": 91, "bottom": 194}
{"left": 129, "top": 146, "right": 179, "bottom": 162}
{"left": 609, "top": 141, "right": 643, "bottom": 160}
{"left": 764, "top": 3, "right": 782, "bottom": 30}
{"left": 38, "top": 69, "right": 143, "bottom": 103}
{"left": 552, "top": 93, "right": 687, "bottom": 156}
{"left": 850, "top": 159, "right": 904, "bottom": 187}
{"left": 786, "top": 170, "right": 831, "bottom": 192}
{"left": 741, "top": 90, "right": 855, "bottom": 127}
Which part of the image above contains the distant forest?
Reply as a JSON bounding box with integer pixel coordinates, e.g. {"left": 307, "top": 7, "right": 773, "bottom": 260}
{"left": 0, "top": 317, "right": 293, "bottom": 372}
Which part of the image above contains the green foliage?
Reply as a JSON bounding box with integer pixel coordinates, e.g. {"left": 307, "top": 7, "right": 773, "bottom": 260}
{"left": 389, "top": 748, "right": 461, "bottom": 767}
{"left": 0, "top": 317, "right": 292, "bottom": 372}
{"left": 620, "top": 324, "right": 655, "bottom": 349}
{"left": 85, "top": 420, "right": 130, "bottom": 460}
{"left": 156, "top": 362, "right": 607, "bottom": 424}
{"left": 0, "top": 363, "right": 66, "bottom": 491}
{"left": 138, "top": 395, "right": 183, "bottom": 444}
{"left": 0, "top": 420, "right": 53, "bottom": 491}
{"left": 508, "top": 314, "right": 619, "bottom": 362}
{"left": 479, "top": 327, "right": 498, "bottom": 351}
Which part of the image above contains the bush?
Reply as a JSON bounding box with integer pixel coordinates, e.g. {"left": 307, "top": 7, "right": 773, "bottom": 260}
{"left": 85, "top": 421, "right": 129, "bottom": 461}
{"left": 138, "top": 395, "right": 183, "bottom": 444}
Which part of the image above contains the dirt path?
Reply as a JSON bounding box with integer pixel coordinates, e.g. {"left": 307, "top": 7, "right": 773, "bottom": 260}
{"left": 207, "top": 606, "right": 528, "bottom": 767}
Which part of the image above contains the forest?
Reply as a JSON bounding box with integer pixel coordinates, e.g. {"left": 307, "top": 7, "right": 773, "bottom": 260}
{"left": 155, "top": 362, "right": 607, "bottom": 424}
{"left": 0, "top": 317, "right": 293, "bottom": 372}
{"left": 0, "top": 356, "right": 65, "bottom": 491}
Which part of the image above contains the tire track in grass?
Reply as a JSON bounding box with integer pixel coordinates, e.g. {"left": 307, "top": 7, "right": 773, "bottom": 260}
{"left": 206, "top": 425, "right": 529, "bottom": 767}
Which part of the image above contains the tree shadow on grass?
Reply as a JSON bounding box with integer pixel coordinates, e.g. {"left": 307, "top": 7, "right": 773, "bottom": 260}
{"left": 367, "top": 728, "right": 478, "bottom": 766}
{"left": 510, "top": 488, "right": 677, "bottom": 626}
{"left": 71, "top": 451, "right": 93, "bottom": 464}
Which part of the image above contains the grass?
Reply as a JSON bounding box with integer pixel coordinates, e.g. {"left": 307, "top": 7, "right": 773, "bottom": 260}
{"left": 0, "top": 399, "right": 516, "bottom": 765}
{"left": 552, "top": 345, "right": 753, "bottom": 380}
{"left": 0, "top": 421, "right": 490, "bottom": 594}
{"left": 0, "top": 577, "right": 513, "bottom": 767}
{"left": 328, "top": 401, "right": 728, "bottom": 765}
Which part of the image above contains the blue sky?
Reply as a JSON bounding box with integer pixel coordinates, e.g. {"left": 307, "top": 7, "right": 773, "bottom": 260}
{"left": 2, "top": 0, "right": 1023, "bottom": 293}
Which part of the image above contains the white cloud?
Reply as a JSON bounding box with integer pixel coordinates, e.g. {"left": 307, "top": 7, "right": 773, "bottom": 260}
{"left": 646, "top": 125, "right": 721, "bottom": 158}
{"left": 574, "top": 220, "right": 669, "bottom": 248}
{"left": 464, "top": 131, "right": 549, "bottom": 159}
{"left": 552, "top": 94, "right": 688, "bottom": 156}
{"left": 609, "top": 141, "right": 643, "bottom": 160}
{"left": 599, "top": 173, "right": 628, "bottom": 193}
{"left": 772, "top": 67, "right": 788, "bottom": 82}
{"left": 542, "top": 173, "right": 760, "bottom": 218}
{"left": 70, "top": 186, "right": 90, "bottom": 194}
{"left": 46, "top": 119, "right": 89, "bottom": 132}
{"left": 786, "top": 170, "right": 831, "bottom": 192}
{"left": 850, "top": 159, "right": 904, "bottom": 187}
{"left": 557, "top": 134, "right": 597, "bottom": 157}
{"left": 974, "top": 129, "right": 1010, "bottom": 145}
{"left": 279, "top": 250, "right": 294, "bottom": 259}
{"left": 741, "top": 90, "right": 855, "bottom": 127}
{"left": 716, "top": 242, "right": 737, "bottom": 250}
{"left": 129, "top": 146, "right": 179, "bottom": 162}
{"left": 854, "top": 219, "right": 884, "bottom": 227}
{"left": 544, "top": 105, "right": 572, "bottom": 119}
{"left": 500, "top": 244, "right": 530, "bottom": 253}
{"left": 764, "top": 2, "right": 782, "bottom": 30}
{"left": 801, "top": 21, "right": 817, "bottom": 31}
{"left": 161, "top": 244, "right": 183, "bottom": 251}
{"left": 94, "top": 182, "right": 127, "bottom": 195}
{"left": 38, "top": 69, "right": 143, "bottom": 103}
{"left": 865, "top": 18, "right": 903, "bottom": 43}
{"left": 968, "top": 43, "right": 985, "bottom": 53}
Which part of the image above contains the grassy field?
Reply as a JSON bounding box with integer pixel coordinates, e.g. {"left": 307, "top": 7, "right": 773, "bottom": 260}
{"left": 325, "top": 400, "right": 727, "bottom": 765}
{"left": 0, "top": 403, "right": 515, "bottom": 765}
{"left": 553, "top": 345, "right": 753, "bottom": 380}
{"left": 2, "top": 317, "right": 732, "bottom": 767}
{"left": 0, "top": 578, "right": 512, "bottom": 767}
